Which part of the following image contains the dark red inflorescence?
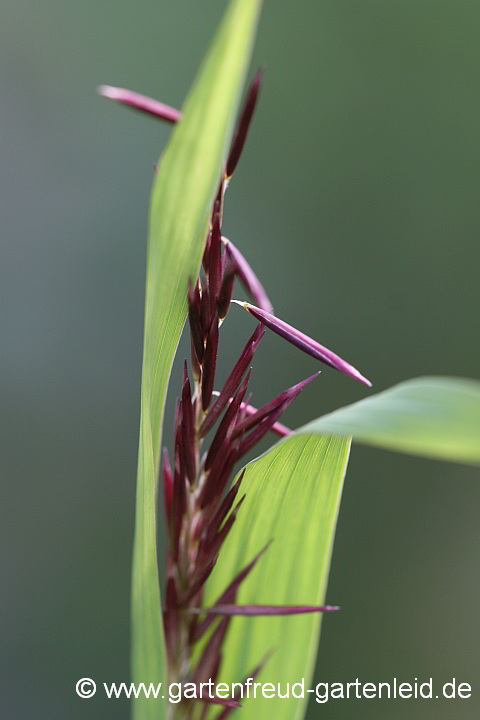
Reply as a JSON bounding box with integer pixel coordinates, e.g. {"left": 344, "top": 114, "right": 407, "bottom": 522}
{"left": 101, "top": 71, "right": 371, "bottom": 712}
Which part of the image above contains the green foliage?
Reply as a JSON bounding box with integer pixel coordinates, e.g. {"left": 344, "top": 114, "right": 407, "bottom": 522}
{"left": 199, "top": 375, "right": 479, "bottom": 719}
{"left": 200, "top": 376, "right": 480, "bottom": 720}
{"left": 299, "top": 376, "right": 480, "bottom": 465}
{"left": 131, "top": 2, "right": 263, "bottom": 719}
{"left": 203, "top": 435, "right": 351, "bottom": 720}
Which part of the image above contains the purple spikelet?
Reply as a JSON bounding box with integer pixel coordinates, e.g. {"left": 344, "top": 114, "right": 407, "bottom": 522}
{"left": 234, "top": 301, "right": 372, "bottom": 387}
{"left": 97, "top": 85, "right": 183, "bottom": 123}
{"left": 226, "top": 68, "right": 264, "bottom": 178}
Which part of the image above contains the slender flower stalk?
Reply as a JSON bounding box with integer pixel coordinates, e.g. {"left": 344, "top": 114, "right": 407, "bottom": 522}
{"left": 101, "top": 71, "right": 371, "bottom": 716}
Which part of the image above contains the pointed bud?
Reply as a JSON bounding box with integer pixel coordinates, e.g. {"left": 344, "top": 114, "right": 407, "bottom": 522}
{"left": 226, "top": 68, "right": 264, "bottom": 178}
{"left": 233, "top": 372, "right": 320, "bottom": 438}
{"left": 188, "top": 278, "right": 205, "bottom": 365}
{"left": 234, "top": 301, "right": 372, "bottom": 387}
{"left": 224, "top": 238, "right": 273, "bottom": 312}
{"left": 97, "top": 85, "right": 182, "bottom": 123}
{"left": 200, "top": 324, "right": 265, "bottom": 436}
{"left": 202, "top": 311, "right": 219, "bottom": 411}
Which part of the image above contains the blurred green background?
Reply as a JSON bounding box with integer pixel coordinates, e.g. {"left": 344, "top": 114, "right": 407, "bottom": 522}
{"left": 1, "top": 1, "right": 479, "bottom": 718}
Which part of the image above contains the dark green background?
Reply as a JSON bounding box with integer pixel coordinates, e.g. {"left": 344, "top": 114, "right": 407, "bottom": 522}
{"left": 1, "top": 1, "right": 479, "bottom": 718}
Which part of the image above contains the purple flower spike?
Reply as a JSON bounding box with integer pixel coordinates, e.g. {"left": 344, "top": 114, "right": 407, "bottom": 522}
{"left": 224, "top": 238, "right": 273, "bottom": 313}
{"left": 200, "top": 323, "right": 265, "bottom": 436}
{"left": 97, "top": 85, "right": 182, "bottom": 124}
{"left": 226, "top": 68, "right": 264, "bottom": 178}
{"left": 233, "top": 371, "right": 320, "bottom": 438}
{"left": 234, "top": 399, "right": 292, "bottom": 462}
{"left": 112, "top": 63, "right": 360, "bottom": 715}
{"left": 234, "top": 301, "right": 372, "bottom": 387}
{"left": 213, "top": 393, "right": 292, "bottom": 437}
{"left": 239, "top": 401, "right": 291, "bottom": 437}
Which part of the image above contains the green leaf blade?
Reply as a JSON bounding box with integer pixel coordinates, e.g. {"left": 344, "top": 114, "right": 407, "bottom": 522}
{"left": 203, "top": 434, "right": 351, "bottom": 720}
{"left": 131, "top": 2, "right": 263, "bottom": 719}
{"left": 201, "top": 375, "right": 479, "bottom": 720}
{"left": 299, "top": 376, "right": 480, "bottom": 464}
